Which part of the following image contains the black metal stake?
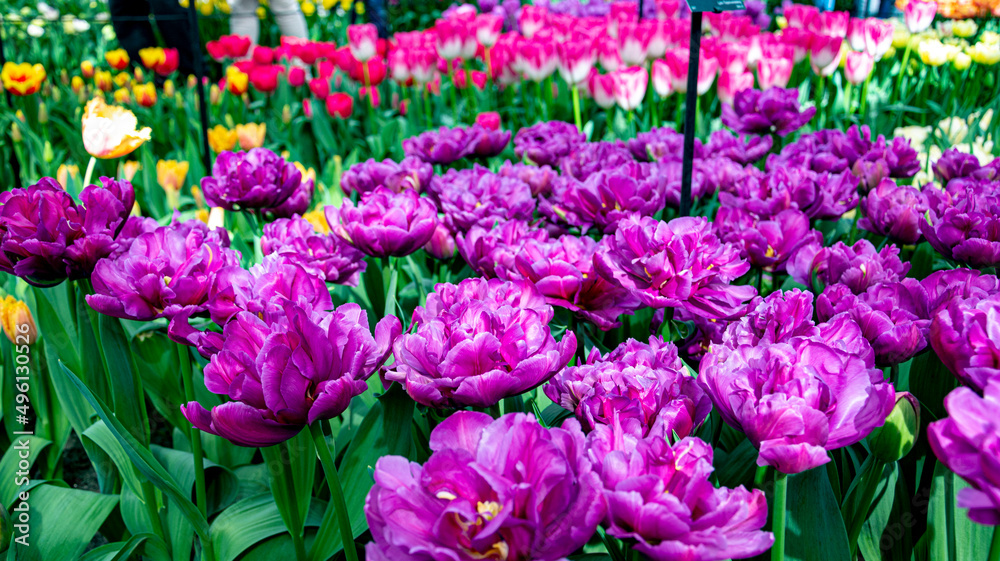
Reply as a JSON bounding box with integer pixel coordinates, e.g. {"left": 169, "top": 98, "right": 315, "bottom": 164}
{"left": 0, "top": 23, "right": 24, "bottom": 190}
{"left": 678, "top": 11, "right": 702, "bottom": 218}
{"left": 186, "top": 2, "right": 212, "bottom": 176}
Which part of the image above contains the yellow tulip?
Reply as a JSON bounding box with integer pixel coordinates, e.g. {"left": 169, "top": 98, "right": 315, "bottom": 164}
{"left": 105, "top": 48, "right": 130, "bottom": 70}
{"left": 81, "top": 59, "right": 95, "bottom": 78}
{"left": 163, "top": 79, "right": 175, "bottom": 97}
{"left": 71, "top": 75, "right": 85, "bottom": 93}
{"left": 301, "top": 1, "right": 316, "bottom": 16}
{"left": 918, "top": 39, "right": 950, "bottom": 66}
{"left": 302, "top": 208, "right": 331, "bottom": 234}
{"left": 207, "top": 124, "right": 239, "bottom": 153}
{"left": 114, "top": 72, "right": 131, "bottom": 88}
{"left": 122, "top": 160, "right": 141, "bottom": 182}
{"left": 982, "top": 31, "right": 999, "bottom": 45}
{"left": 57, "top": 164, "right": 80, "bottom": 189}
{"left": 138, "top": 47, "right": 166, "bottom": 69}
{"left": 113, "top": 87, "right": 131, "bottom": 104}
{"left": 1, "top": 62, "right": 46, "bottom": 96}
{"left": 952, "top": 19, "right": 978, "bottom": 38}
{"left": 953, "top": 51, "right": 972, "bottom": 70}
{"left": 133, "top": 83, "right": 157, "bottom": 107}
{"left": 236, "top": 123, "right": 266, "bottom": 150}
{"left": 94, "top": 70, "right": 113, "bottom": 92}
{"left": 157, "top": 160, "right": 189, "bottom": 208}
{"left": 81, "top": 97, "right": 152, "bottom": 159}
{"left": 0, "top": 296, "right": 37, "bottom": 345}
{"left": 968, "top": 42, "right": 1000, "bottom": 65}
{"left": 892, "top": 27, "right": 911, "bottom": 49}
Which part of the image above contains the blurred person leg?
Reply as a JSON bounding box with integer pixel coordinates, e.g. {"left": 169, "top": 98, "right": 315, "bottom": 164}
{"left": 108, "top": 0, "right": 158, "bottom": 66}
{"left": 270, "top": 0, "right": 309, "bottom": 38}
{"left": 148, "top": 0, "right": 198, "bottom": 76}
{"left": 231, "top": 0, "right": 262, "bottom": 44}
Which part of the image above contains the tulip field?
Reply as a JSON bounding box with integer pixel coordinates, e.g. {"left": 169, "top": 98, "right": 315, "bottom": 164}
{"left": 1, "top": 0, "right": 1000, "bottom": 559}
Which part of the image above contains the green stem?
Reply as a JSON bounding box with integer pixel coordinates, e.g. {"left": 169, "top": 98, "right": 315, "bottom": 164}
{"left": 815, "top": 75, "right": 826, "bottom": 129}
{"left": 988, "top": 526, "right": 1000, "bottom": 561}
{"left": 140, "top": 481, "right": 169, "bottom": 554}
{"left": 844, "top": 83, "right": 853, "bottom": 119}
{"left": 308, "top": 423, "right": 359, "bottom": 561}
{"left": 180, "top": 347, "right": 209, "bottom": 521}
{"left": 279, "top": 442, "right": 308, "bottom": 561}
{"left": 571, "top": 84, "right": 583, "bottom": 132}
{"left": 772, "top": 472, "right": 788, "bottom": 561}
{"left": 859, "top": 73, "right": 872, "bottom": 121}
{"left": 82, "top": 156, "right": 97, "bottom": 188}
{"left": 895, "top": 43, "right": 912, "bottom": 97}
{"left": 447, "top": 62, "right": 459, "bottom": 120}
{"left": 754, "top": 465, "right": 769, "bottom": 488}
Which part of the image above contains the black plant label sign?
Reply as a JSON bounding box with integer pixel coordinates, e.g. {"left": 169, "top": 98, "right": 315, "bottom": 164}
{"left": 686, "top": 0, "right": 745, "bottom": 12}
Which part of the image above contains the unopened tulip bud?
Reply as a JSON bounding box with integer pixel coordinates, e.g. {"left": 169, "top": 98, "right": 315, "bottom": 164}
{"left": 282, "top": 104, "right": 292, "bottom": 124}
{"left": 163, "top": 79, "right": 175, "bottom": 97}
{"left": 60, "top": 69, "right": 69, "bottom": 85}
{"left": 10, "top": 123, "right": 22, "bottom": 143}
{"left": 187, "top": 75, "right": 197, "bottom": 88}
{"left": 0, "top": 296, "right": 37, "bottom": 345}
{"left": 210, "top": 83, "right": 221, "bottom": 105}
{"left": 43, "top": 141, "right": 54, "bottom": 163}
{"left": 38, "top": 103, "right": 48, "bottom": 124}
{"left": 867, "top": 392, "right": 919, "bottom": 462}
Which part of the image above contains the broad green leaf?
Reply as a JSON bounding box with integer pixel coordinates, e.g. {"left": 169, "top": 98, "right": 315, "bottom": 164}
{"left": 211, "top": 493, "right": 327, "bottom": 561}
{"left": 858, "top": 463, "right": 899, "bottom": 561}
{"left": 10, "top": 484, "right": 118, "bottom": 561}
{"left": 81, "top": 420, "right": 143, "bottom": 498}
{"left": 927, "top": 462, "right": 993, "bottom": 561}
{"left": 785, "top": 467, "right": 852, "bottom": 561}
{"left": 78, "top": 533, "right": 162, "bottom": 561}
{"left": 714, "top": 437, "right": 758, "bottom": 490}
{"left": 152, "top": 445, "right": 240, "bottom": 516}
{"left": 95, "top": 314, "right": 150, "bottom": 444}
{"left": 0, "top": 436, "right": 50, "bottom": 507}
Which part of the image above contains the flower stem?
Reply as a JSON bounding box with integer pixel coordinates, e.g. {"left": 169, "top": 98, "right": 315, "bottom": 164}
{"left": 989, "top": 525, "right": 1000, "bottom": 561}
{"left": 859, "top": 73, "right": 872, "bottom": 121}
{"left": 754, "top": 465, "right": 769, "bottom": 488}
{"left": 815, "top": 75, "right": 826, "bottom": 129}
{"left": 571, "top": 84, "right": 583, "bottom": 132}
{"left": 895, "top": 44, "right": 912, "bottom": 97}
{"left": 772, "top": 472, "right": 788, "bottom": 561}
{"left": 82, "top": 156, "right": 97, "bottom": 188}
{"left": 140, "top": 481, "right": 168, "bottom": 554}
{"left": 309, "top": 422, "right": 359, "bottom": 561}
{"left": 180, "top": 347, "right": 209, "bottom": 522}
{"left": 447, "top": 62, "right": 459, "bottom": 120}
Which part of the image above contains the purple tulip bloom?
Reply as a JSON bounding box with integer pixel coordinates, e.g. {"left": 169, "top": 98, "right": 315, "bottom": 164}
{"left": 365, "top": 411, "right": 605, "bottom": 561}
{"left": 206, "top": 256, "right": 335, "bottom": 327}
{"left": 933, "top": 148, "right": 981, "bottom": 186}
{"left": 928, "top": 381, "right": 1000, "bottom": 525}
{"left": 430, "top": 165, "right": 535, "bottom": 234}
{"left": 385, "top": 278, "right": 576, "bottom": 408}
{"left": 456, "top": 219, "right": 550, "bottom": 278}
{"left": 628, "top": 127, "right": 701, "bottom": 163}
{"left": 922, "top": 268, "right": 1000, "bottom": 316}
{"left": 720, "top": 165, "right": 859, "bottom": 220}
{"left": 767, "top": 125, "right": 918, "bottom": 180}
{"left": 921, "top": 185, "right": 1000, "bottom": 268}
{"left": 700, "top": 290, "right": 896, "bottom": 474}
{"left": 851, "top": 136, "right": 922, "bottom": 191}
{"left": 266, "top": 174, "right": 314, "bottom": 219}
{"left": 261, "top": 215, "right": 366, "bottom": 285}
{"left": 340, "top": 157, "right": 434, "bottom": 195}
{"left": 722, "top": 87, "right": 816, "bottom": 137}
{"left": 181, "top": 301, "right": 400, "bottom": 447}
{"left": 788, "top": 239, "right": 910, "bottom": 294}
{"left": 423, "top": 222, "right": 457, "bottom": 260}
{"left": 673, "top": 307, "right": 730, "bottom": 368}
{"left": 930, "top": 294, "right": 1000, "bottom": 391}
{"left": 513, "top": 120, "right": 586, "bottom": 166}
{"left": 110, "top": 216, "right": 160, "bottom": 258}
{"left": 858, "top": 179, "right": 928, "bottom": 245}
{"left": 87, "top": 218, "right": 240, "bottom": 322}
{"left": 559, "top": 141, "right": 634, "bottom": 181}
{"left": 327, "top": 186, "right": 438, "bottom": 258}
{"left": 595, "top": 215, "right": 756, "bottom": 320}
{"left": 540, "top": 162, "right": 666, "bottom": 233}
{"left": 587, "top": 425, "right": 774, "bottom": 560}
{"left": 468, "top": 124, "right": 512, "bottom": 158}
{"left": 545, "top": 336, "right": 711, "bottom": 440}
{"left": 704, "top": 130, "right": 773, "bottom": 165}
{"left": 0, "top": 177, "right": 134, "bottom": 286}
{"left": 714, "top": 207, "right": 821, "bottom": 272}
{"left": 402, "top": 126, "right": 477, "bottom": 164}
{"left": 497, "top": 160, "right": 557, "bottom": 197}
{"left": 505, "top": 233, "right": 640, "bottom": 330}
{"left": 200, "top": 148, "right": 304, "bottom": 212}
{"left": 816, "top": 280, "right": 931, "bottom": 367}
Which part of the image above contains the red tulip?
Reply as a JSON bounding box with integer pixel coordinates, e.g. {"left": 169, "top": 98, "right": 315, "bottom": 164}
{"left": 155, "top": 48, "right": 179, "bottom": 76}
{"left": 252, "top": 46, "right": 274, "bottom": 65}
{"left": 249, "top": 65, "right": 282, "bottom": 92}
{"left": 206, "top": 35, "right": 252, "bottom": 61}
{"left": 303, "top": 98, "right": 313, "bottom": 119}
{"left": 308, "top": 77, "right": 330, "bottom": 99}
{"left": 287, "top": 66, "right": 306, "bottom": 87}
{"left": 476, "top": 111, "right": 501, "bottom": 131}
{"left": 326, "top": 92, "right": 353, "bottom": 118}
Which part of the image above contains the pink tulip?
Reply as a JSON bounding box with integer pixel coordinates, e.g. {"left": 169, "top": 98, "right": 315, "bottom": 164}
{"left": 588, "top": 69, "right": 617, "bottom": 109}
{"left": 558, "top": 39, "right": 595, "bottom": 85}
{"left": 696, "top": 56, "right": 719, "bottom": 95}
{"left": 597, "top": 35, "right": 623, "bottom": 72}
{"left": 784, "top": 4, "right": 819, "bottom": 29}
{"left": 904, "top": 0, "right": 937, "bottom": 33}
{"left": 302, "top": 98, "right": 313, "bottom": 119}
{"left": 844, "top": 51, "right": 874, "bottom": 85}
{"left": 656, "top": 0, "right": 680, "bottom": 18}
{"left": 718, "top": 69, "right": 754, "bottom": 105}
{"left": 435, "top": 18, "right": 466, "bottom": 61}
{"left": 476, "top": 14, "right": 503, "bottom": 47}
{"left": 519, "top": 5, "right": 548, "bottom": 39}
{"left": 519, "top": 38, "right": 558, "bottom": 82}
{"left": 347, "top": 24, "right": 378, "bottom": 62}
{"left": 715, "top": 42, "right": 749, "bottom": 74}
{"left": 409, "top": 47, "right": 438, "bottom": 84}
{"left": 476, "top": 111, "right": 501, "bottom": 131}
{"left": 814, "top": 11, "right": 850, "bottom": 38}
{"left": 618, "top": 20, "right": 652, "bottom": 66}
{"left": 613, "top": 66, "right": 648, "bottom": 111}
{"left": 646, "top": 19, "right": 672, "bottom": 59}
{"left": 651, "top": 58, "right": 673, "bottom": 97}
{"left": 810, "top": 34, "right": 843, "bottom": 76}
{"left": 308, "top": 77, "right": 329, "bottom": 99}
{"left": 665, "top": 49, "right": 690, "bottom": 93}
{"left": 388, "top": 48, "right": 410, "bottom": 83}
{"left": 757, "top": 57, "right": 793, "bottom": 90}
{"left": 847, "top": 18, "right": 867, "bottom": 51}
{"left": 287, "top": 66, "right": 305, "bottom": 87}
{"left": 360, "top": 86, "right": 381, "bottom": 107}
{"left": 781, "top": 28, "right": 814, "bottom": 63}
{"left": 863, "top": 18, "right": 893, "bottom": 60}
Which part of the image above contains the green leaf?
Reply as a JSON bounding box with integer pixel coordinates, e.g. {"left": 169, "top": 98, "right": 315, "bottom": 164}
{"left": 95, "top": 314, "right": 150, "bottom": 444}
{"left": 785, "top": 467, "right": 852, "bottom": 561}
{"left": 130, "top": 331, "right": 187, "bottom": 431}
{"left": 152, "top": 445, "right": 240, "bottom": 517}
{"left": 210, "top": 493, "right": 327, "bottom": 561}
{"left": 10, "top": 484, "right": 118, "bottom": 561}
{"left": 260, "top": 429, "right": 314, "bottom": 549}
{"left": 0, "top": 436, "right": 50, "bottom": 507}
{"left": 927, "top": 462, "right": 993, "bottom": 561}
{"left": 540, "top": 403, "right": 572, "bottom": 429}
{"left": 858, "top": 463, "right": 899, "bottom": 561}
{"left": 78, "top": 533, "right": 161, "bottom": 561}
{"left": 57, "top": 362, "right": 211, "bottom": 543}
{"left": 81, "top": 420, "right": 144, "bottom": 498}
{"left": 714, "top": 437, "right": 759, "bottom": 490}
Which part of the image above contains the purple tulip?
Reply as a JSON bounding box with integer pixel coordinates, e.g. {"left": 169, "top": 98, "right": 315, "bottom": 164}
{"left": 628, "top": 126, "right": 701, "bottom": 163}
{"left": 261, "top": 215, "right": 366, "bottom": 285}
{"left": 540, "top": 162, "right": 666, "bottom": 233}
{"left": 921, "top": 185, "right": 1000, "bottom": 268}
{"left": 200, "top": 148, "right": 304, "bottom": 212}
{"left": 326, "top": 186, "right": 438, "bottom": 258}
{"left": 402, "top": 126, "right": 477, "bottom": 164}
{"left": 722, "top": 87, "right": 816, "bottom": 137}
{"left": 720, "top": 165, "right": 859, "bottom": 220}
{"left": 545, "top": 336, "right": 711, "bottom": 440}
{"left": 788, "top": 239, "right": 910, "bottom": 294}
{"left": 714, "top": 207, "right": 822, "bottom": 272}
{"left": 922, "top": 268, "right": 1000, "bottom": 316}
{"left": 497, "top": 160, "right": 557, "bottom": 197}
{"left": 930, "top": 294, "right": 1000, "bottom": 391}
{"left": 87, "top": 218, "right": 240, "bottom": 322}
{"left": 430, "top": 165, "right": 535, "bottom": 234}
{"left": 110, "top": 216, "right": 160, "bottom": 258}
{"left": 927, "top": 381, "right": 1000, "bottom": 525}
{"left": 340, "top": 157, "right": 433, "bottom": 195}
{"left": 851, "top": 136, "right": 922, "bottom": 190}
{"left": 700, "top": 290, "right": 896, "bottom": 473}
{"left": 181, "top": 301, "right": 400, "bottom": 447}
{"left": 816, "top": 280, "right": 931, "bottom": 367}
{"left": 206, "top": 257, "right": 335, "bottom": 327}
{"left": 673, "top": 307, "right": 730, "bottom": 368}
{"left": 456, "top": 219, "right": 550, "bottom": 278}
{"left": 768, "top": 125, "right": 918, "bottom": 180}
{"left": 704, "top": 130, "right": 773, "bottom": 165}
{"left": 858, "top": 179, "right": 928, "bottom": 245}
{"left": 385, "top": 277, "right": 576, "bottom": 408}
{"left": 933, "top": 148, "right": 981, "bottom": 185}
{"left": 594, "top": 214, "right": 756, "bottom": 320}
{"left": 468, "top": 124, "right": 512, "bottom": 158}
{"left": 423, "top": 222, "right": 457, "bottom": 260}
{"left": 365, "top": 411, "right": 605, "bottom": 561}
{"left": 266, "top": 174, "right": 314, "bottom": 219}
{"left": 587, "top": 425, "right": 774, "bottom": 560}
{"left": 559, "top": 141, "right": 634, "bottom": 181}
{"left": 0, "top": 177, "right": 134, "bottom": 285}
{"left": 513, "top": 120, "right": 586, "bottom": 166}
